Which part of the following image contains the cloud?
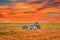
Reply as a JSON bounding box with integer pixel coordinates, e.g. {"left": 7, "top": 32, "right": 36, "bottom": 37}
{"left": 0, "top": 0, "right": 56, "bottom": 6}
{"left": 0, "top": 0, "right": 15, "bottom": 5}
{"left": 0, "top": 0, "right": 28, "bottom": 6}
{"left": 0, "top": 0, "right": 60, "bottom": 5}
{"left": 0, "top": 0, "right": 53, "bottom": 5}
{"left": 18, "top": 0, "right": 27, "bottom": 2}
{"left": 28, "top": 0, "right": 46, "bottom": 4}
{"left": 28, "top": 1, "right": 43, "bottom": 4}
{"left": 0, "top": 14, "right": 4, "bottom": 18}
{"left": 48, "top": 0, "right": 54, "bottom": 2}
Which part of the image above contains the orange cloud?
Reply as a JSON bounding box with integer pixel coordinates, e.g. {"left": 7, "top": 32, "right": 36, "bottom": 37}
{"left": 0, "top": 0, "right": 60, "bottom": 22}
{"left": 54, "top": 0, "right": 60, "bottom": 2}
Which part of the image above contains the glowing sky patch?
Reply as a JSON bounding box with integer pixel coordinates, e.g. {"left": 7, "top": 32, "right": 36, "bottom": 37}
{"left": 0, "top": 0, "right": 60, "bottom": 22}
{"left": 0, "top": 0, "right": 56, "bottom": 5}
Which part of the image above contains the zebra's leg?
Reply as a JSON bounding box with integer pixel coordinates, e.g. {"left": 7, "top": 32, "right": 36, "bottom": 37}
{"left": 33, "top": 26, "right": 37, "bottom": 29}
{"left": 28, "top": 27, "right": 31, "bottom": 30}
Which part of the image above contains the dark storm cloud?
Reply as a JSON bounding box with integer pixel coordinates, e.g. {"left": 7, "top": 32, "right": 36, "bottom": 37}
{"left": 48, "top": 0, "right": 55, "bottom": 4}
{"left": 28, "top": 0, "right": 45, "bottom": 4}
{"left": 47, "top": 0, "right": 60, "bottom": 7}
{"left": 0, "top": 0, "right": 28, "bottom": 5}
{"left": 48, "top": 0, "right": 54, "bottom": 2}
{"left": 28, "top": 0, "right": 55, "bottom": 4}
{"left": 28, "top": 1, "right": 43, "bottom": 4}
{"left": 18, "top": 0, "right": 27, "bottom": 2}
{"left": 0, "top": 0, "right": 15, "bottom": 5}
{"left": 18, "top": 0, "right": 46, "bottom": 4}
{"left": 0, "top": 0, "right": 54, "bottom": 5}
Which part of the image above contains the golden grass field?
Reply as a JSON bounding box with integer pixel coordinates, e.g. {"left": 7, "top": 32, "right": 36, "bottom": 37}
{"left": 0, "top": 22, "right": 60, "bottom": 40}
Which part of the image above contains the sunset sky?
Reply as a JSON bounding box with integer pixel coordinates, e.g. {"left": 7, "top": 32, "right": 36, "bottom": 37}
{"left": 0, "top": 0, "right": 60, "bottom": 22}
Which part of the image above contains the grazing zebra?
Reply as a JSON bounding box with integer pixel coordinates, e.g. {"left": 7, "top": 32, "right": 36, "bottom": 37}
{"left": 28, "top": 24, "right": 34, "bottom": 30}
{"left": 22, "top": 22, "right": 41, "bottom": 30}
{"left": 22, "top": 25, "right": 28, "bottom": 29}
{"left": 33, "top": 22, "right": 40, "bottom": 29}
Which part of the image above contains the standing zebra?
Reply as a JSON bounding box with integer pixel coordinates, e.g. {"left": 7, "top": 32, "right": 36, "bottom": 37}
{"left": 33, "top": 22, "right": 40, "bottom": 29}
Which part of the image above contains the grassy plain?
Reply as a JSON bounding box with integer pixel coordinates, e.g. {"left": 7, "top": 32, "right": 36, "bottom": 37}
{"left": 0, "top": 22, "right": 60, "bottom": 40}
